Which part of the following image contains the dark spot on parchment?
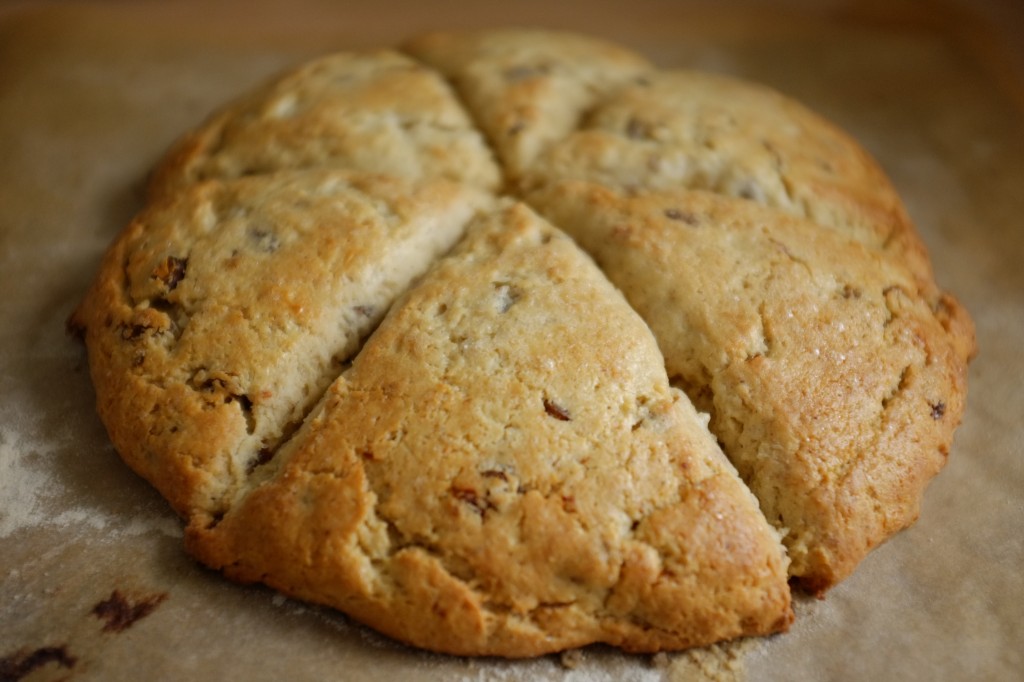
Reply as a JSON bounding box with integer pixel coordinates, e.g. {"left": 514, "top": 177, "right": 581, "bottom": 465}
{"left": 0, "top": 645, "right": 76, "bottom": 681}
{"left": 91, "top": 589, "right": 168, "bottom": 633}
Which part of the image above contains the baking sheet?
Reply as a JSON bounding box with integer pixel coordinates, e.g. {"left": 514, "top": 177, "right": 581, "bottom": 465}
{"left": 1, "top": 1, "right": 1021, "bottom": 680}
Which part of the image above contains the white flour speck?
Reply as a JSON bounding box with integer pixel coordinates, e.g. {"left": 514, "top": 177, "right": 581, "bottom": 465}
{"left": 0, "top": 426, "right": 56, "bottom": 538}
{"left": 0, "top": 418, "right": 180, "bottom": 541}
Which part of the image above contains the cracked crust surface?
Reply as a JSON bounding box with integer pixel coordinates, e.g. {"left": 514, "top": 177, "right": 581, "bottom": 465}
{"left": 72, "top": 28, "right": 973, "bottom": 656}
{"left": 185, "top": 202, "right": 792, "bottom": 656}
{"left": 147, "top": 50, "right": 501, "bottom": 199}
{"left": 519, "top": 70, "right": 936, "bottom": 288}
{"left": 71, "top": 170, "right": 490, "bottom": 517}
{"left": 404, "top": 29, "right": 651, "bottom": 181}
{"left": 528, "top": 181, "right": 975, "bottom": 590}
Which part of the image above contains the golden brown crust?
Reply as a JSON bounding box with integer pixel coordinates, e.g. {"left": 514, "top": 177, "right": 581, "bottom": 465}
{"left": 403, "top": 29, "right": 651, "bottom": 181}
{"left": 147, "top": 50, "right": 501, "bottom": 200}
{"left": 528, "top": 181, "right": 974, "bottom": 589}
{"left": 72, "top": 28, "right": 974, "bottom": 655}
{"left": 185, "top": 203, "right": 792, "bottom": 655}
{"left": 71, "top": 170, "right": 489, "bottom": 516}
{"left": 519, "top": 69, "right": 936, "bottom": 288}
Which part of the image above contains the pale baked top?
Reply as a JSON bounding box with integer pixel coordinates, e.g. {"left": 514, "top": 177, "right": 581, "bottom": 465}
{"left": 73, "top": 170, "right": 489, "bottom": 517}
{"left": 147, "top": 50, "right": 501, "bottom": 198}
{"left": 518, "top": 70, "right": 934, "bottom": 285}
{"left": 405, "top": 29, "right": 651, "bottom": 179}
{"left": 71, "top": 28, "right": 974, "bottom": 656}
{"left": 185, "top": 202, "right": 792, "bottom": 655}
{"left": 529, "top": 181, "right": 973, "bottom": 590}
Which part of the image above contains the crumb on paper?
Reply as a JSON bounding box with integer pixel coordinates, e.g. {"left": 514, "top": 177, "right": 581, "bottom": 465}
{"left": 652, "top": 651, "right": 671, "bottom": 669}
{"left": 0, "top": 645, "right": 77, "bottom": 680}
{"left": 664, "top": 640, "right": 750, "bottom": 682}
{"left": 559, "top": 648, "right": 584, "bottom": 669}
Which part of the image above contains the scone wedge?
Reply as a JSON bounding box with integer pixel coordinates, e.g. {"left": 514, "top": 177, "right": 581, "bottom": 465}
{"left": 69, "top": 170, "right": 489, "bottom": 517}
{"left": 185, "top": 202, "right": 793, "bottom": 656}
{"left": 530, "top": 181, "right": 975, "bottom": 592}
{"left": 517, "top": 70, "right": 934, "bottom": 285}
{"left": 404, "top": 29, "right": 651, "bottom": 181}
{"left": 147, "top": 50, "right": 501, "bottom": 199}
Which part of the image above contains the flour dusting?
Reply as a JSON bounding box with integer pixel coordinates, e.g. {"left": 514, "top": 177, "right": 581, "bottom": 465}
{"left": 0, "top": 426, "right": 54, "bottom": 538}
{"left": 442, "top": 657, "right": 665, "bottom": 682}
{"left": 419, "top": 641, "right": 751, "bottom": 682}
{"left": 0, "top": 417, "right": 180, "bottom": 541}
{"left": 395, "top": 646, "right": 732, "bottom": 682}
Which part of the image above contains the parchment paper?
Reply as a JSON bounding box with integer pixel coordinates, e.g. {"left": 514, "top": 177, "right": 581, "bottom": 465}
{"left": 2, "top": 2, "right": 1021, "bottom": 680}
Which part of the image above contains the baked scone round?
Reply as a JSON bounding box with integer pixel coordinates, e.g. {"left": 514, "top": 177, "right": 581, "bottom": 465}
{"left": 71, "top": 29, "right": 974, "bottom": 656}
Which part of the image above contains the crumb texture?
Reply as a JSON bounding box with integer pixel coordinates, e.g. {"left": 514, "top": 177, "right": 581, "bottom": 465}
{"left": 73, "top": 28, "right": 973, "bottom": 655}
